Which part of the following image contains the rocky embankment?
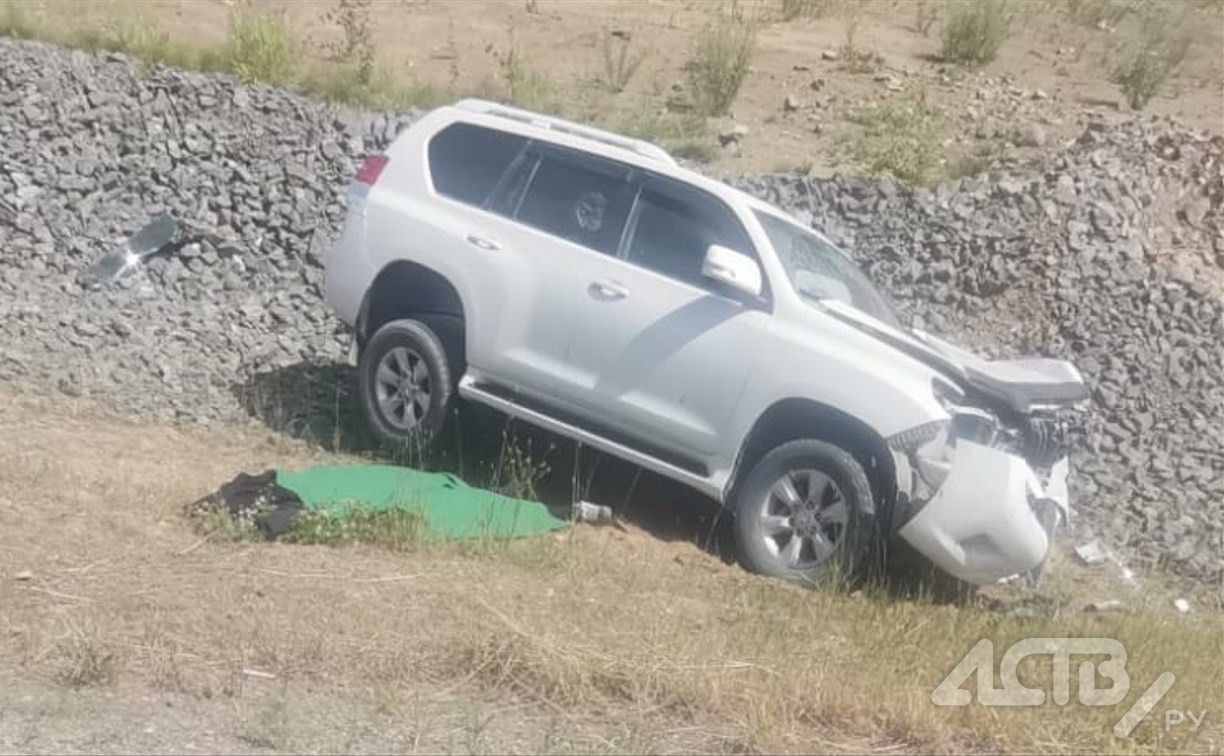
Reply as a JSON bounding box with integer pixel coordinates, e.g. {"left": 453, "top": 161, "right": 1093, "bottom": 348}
{"left": 1, "top": 38, "right": 1220, "bottom": 588}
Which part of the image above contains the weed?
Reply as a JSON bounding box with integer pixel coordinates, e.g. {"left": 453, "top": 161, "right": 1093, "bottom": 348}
{"left": 838, "top": 0, "right": 884, "bottom": 74}
{"left": 223, "top": 10, "right": 296, "bottom": 85}
{"left": 619, "top": 108, "right": 715, "bottom": 161}
{"left": 779, "top": 0, "right": 832, "bottom": 21}
{"left": 108, "top": 18, "right": 173, "bottom": 65}
{"left": 323, "top": 0, "right": 374, "bottom": 84}
{"left": 597, "top": 28, "right": 648, "bottom": 94}
{"left": 847, "top": 92, "right": 945, "bottom": 185}
{"left": 488, "top": 22, "right": 553, "bottom": 112}
{"left": 1110, "top": 8, "right": 1192, "bottom": 109}
{"left": 193, "top": 506, "right": 265, "bottom": 543}
{"left": 687, "top": 12, "right": 757, "bottom": 117}
{"left": 0, "top": 1, "right": 35, "bottom": 39}
{"left": 486, "top": 423, "right": 552, "bottom": 502}
{"left": 1064, "top": 0, "right": 1140, "bottom": 29}
{"left": 57, "top": 631, "right": 118, "bottom": 688}
{"left": 303, "top": 64, "right": 447, "bottom": 110}
{"left": 914, "top": 0, "right": 941, "bottom": 35}
{"left": 281, "top": 506, "right": 429, "bottom": 550}
{"left": 939, "top": 0, "right": 1011, "bottom": 66}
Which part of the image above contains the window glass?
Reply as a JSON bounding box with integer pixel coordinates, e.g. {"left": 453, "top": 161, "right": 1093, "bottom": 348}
{"left": 626, "top": 182, "right": 754, "bottom": 288}
{"left": 427, "top": 122, "right": 527, "bottom": 206}
{"left": 486, "top": 154, "right": 537, "bottom": 218}
{"left": 514, "top": 154, "right": 633, "bottom": 255}
{"left": 754, "top": 210, "right": 899, "bottom": 327}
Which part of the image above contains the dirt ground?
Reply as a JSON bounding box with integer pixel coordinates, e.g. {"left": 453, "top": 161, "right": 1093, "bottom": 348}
{"left": 1, "top": 387, "right": 1221, "bottom": 755}
{"left": 12, "top": 0, "right": 1224, "bottom": 175}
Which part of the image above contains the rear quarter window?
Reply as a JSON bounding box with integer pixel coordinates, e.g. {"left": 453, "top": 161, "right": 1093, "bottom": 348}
{"left": 427, "top": 122, "right": 527, "bottom": 206}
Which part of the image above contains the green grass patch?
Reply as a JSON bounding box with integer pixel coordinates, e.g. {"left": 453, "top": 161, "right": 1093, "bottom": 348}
{"left": 846, "top": 92, "right": 945, "bottom": 185}
{"left": 616, "top": 108, "right": 715, "bottom": 162}
{"left": 221, "top": 10, "right": 296, "bottom": 85}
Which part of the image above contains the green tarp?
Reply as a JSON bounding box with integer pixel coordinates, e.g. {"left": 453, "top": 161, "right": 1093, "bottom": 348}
{"left": 275, "top": 464, "right": 567, "bottom": 540}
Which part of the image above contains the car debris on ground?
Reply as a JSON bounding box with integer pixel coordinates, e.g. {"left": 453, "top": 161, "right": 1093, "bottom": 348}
{"left": 1074, "top": 538, "right": 1111, "bottom": 566}
{"left": 81, "top": 213, "right": 180, "bottom": 289}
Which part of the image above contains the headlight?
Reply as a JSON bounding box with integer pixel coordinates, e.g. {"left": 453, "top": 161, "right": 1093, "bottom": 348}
{"left": 948, "top": 407, "right": 998, "bottom": 447}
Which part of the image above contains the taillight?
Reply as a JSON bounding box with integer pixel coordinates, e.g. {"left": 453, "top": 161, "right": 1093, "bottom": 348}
{"left": 355, "top": 154, "right": 389, "bottom": 186}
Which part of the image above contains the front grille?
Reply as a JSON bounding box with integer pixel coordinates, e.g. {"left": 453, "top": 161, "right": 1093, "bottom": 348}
{"left": 1019, "top": 417, "right": 1070, "bottom": 469}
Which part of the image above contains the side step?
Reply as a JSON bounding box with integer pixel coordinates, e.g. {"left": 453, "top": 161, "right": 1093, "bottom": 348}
{"left": 458, "top": 375, "right": 720, "bottom": 500}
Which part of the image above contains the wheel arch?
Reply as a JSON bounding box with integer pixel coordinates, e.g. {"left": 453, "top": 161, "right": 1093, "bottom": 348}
{"left": 357, "top": 260, "right": 466, "bottom": 375}
{"left": 725, "top": 398, "right": 899, "bottom": 517}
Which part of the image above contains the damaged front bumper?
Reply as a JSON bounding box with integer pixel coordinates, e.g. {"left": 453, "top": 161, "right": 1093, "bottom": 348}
{"left": 895, "top": 435, "right": 1070, "bottom": 586}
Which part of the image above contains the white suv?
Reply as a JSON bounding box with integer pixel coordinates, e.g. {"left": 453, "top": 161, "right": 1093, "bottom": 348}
{"left": 324, "top": 99, "right": 1090, "bottom": 587}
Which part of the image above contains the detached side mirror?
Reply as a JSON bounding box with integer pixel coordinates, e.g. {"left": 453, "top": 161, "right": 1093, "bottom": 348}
{"left": 702, "top": 244, "right": 762, "bottom": 298}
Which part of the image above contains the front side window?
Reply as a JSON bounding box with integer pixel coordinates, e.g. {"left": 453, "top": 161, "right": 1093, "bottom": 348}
{"left": 514, "top": 153, "right": 634, "bottom": 256}
{"left": 625, "top": 180, "right": 755, "bottom": 289}
{"left": 427, "top": 122, "right": 527, "bottom": 206}
{"left": 754, "top": 210, "right": 899, "bottom": 327}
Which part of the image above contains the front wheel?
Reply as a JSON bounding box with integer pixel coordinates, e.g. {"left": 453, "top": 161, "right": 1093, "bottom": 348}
{"left": 732, "top": 439, "right": 877, "bottom": 588}
{"left": 357, "top": 319, "right": 455, "bottom": 452}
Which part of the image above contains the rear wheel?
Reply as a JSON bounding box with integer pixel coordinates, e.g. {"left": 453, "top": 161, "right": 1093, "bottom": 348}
{"left": 733, "top": 439, "right": 877, "bottom": 588}
{"left": 357, "top": 319, "right": 454, "bottom": 451}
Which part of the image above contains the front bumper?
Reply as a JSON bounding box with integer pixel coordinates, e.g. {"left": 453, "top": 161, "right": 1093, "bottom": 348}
{"left": 897, "top": 440, "right": 1069, "bottom": 585}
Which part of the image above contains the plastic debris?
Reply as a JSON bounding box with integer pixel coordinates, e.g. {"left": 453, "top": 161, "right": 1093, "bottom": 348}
{"left": 242, "top": 667, "right": 276, "bottom": 680}
{"left": 83, "top": 214, "right": 180, "bottom": 289}
{"left": 1075, "top": 538, "right": 1110, "bottom": 566}
{"left": 1173, "top": 598, "right": 1192, "bottom": 614}
{"left": 572, "top": 500, "right": 615, "bottom": 526}
{"left": 1085, "top": 599, "right": 1126, "bottom": 613}
{"left": 14, "top": 569, "right": 33, "bottom": 582}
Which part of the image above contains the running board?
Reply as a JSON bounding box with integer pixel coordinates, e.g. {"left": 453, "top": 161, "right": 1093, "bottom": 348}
{"left": 458, "top": 376, "right": 720, "bottom": 500}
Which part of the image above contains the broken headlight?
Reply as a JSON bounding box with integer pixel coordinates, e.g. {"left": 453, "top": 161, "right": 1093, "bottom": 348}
{"left": 889, "top": 376, "right": 1003, "bottom": 495}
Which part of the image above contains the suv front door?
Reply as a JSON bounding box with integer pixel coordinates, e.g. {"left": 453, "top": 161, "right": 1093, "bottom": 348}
{"left": 556, "top": 173, "right": 771, "bottom": 465}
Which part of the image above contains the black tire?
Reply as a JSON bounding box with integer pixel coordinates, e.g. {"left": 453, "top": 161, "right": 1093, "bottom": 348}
{"left": 357, "top": 318, "right": 455, "bottom": 451}
{"left": 733, "top": 439, "right": 877, "bottom": 588}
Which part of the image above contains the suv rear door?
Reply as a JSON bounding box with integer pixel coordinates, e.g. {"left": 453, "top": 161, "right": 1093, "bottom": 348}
{"left": 468, "top": 139, "right": 637, "bottom": 398}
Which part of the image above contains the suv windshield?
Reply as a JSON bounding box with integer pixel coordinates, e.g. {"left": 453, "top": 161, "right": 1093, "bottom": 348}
{"left": 754, "top": 210, "right": 900, "bottom": 328}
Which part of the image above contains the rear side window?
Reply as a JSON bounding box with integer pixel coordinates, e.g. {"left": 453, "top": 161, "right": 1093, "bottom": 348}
{"left": 625, "top": 179, "right": 755, "bottom": 288}
{"left": 427, "top": 122, "right": 527, "bottom": 206}
{"left": 514, "top": 153, "right": 634, "bottom": 256}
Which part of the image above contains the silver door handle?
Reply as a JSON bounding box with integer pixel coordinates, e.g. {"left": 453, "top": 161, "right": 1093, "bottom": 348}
{"left": 589, "top": 279, "right": 629, "bottom": 300}
{"left": 465, "top": 233, "right": 501, "bottom": 251}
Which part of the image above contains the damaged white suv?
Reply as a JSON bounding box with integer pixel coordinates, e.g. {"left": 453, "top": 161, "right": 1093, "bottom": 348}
{"left": 324, "top": 99, "right": 1089, "bottom": 587}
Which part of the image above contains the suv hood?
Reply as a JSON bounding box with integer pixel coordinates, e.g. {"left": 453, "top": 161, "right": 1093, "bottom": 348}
{"left": 817, "top": 300, "right": 1089, "bottom": 416}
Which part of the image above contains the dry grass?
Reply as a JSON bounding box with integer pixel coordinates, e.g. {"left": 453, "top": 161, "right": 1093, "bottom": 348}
{"left": 1110, "top": 6, "right": 1194, "bottom": 110}
{"left": 779, "top": 0, "right": 834, "bottom": 21}
{"left": 1, "top": 387, "right": 1220, "bottom": 754}
{"left": 687, "top": 10, "right": 758, "bottom": 117}
{"left": 939, "top": 0, "right": 1012, "bottom": 66}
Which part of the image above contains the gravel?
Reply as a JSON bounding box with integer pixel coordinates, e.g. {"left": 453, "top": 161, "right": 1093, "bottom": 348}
{"left": 1, "top": 38, "right": 1220, "bottom": 589}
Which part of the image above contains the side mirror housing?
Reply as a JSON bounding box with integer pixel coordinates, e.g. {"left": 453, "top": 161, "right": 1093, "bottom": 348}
{"left": 702, "top": 244, "right": 762, "bottom": 298}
